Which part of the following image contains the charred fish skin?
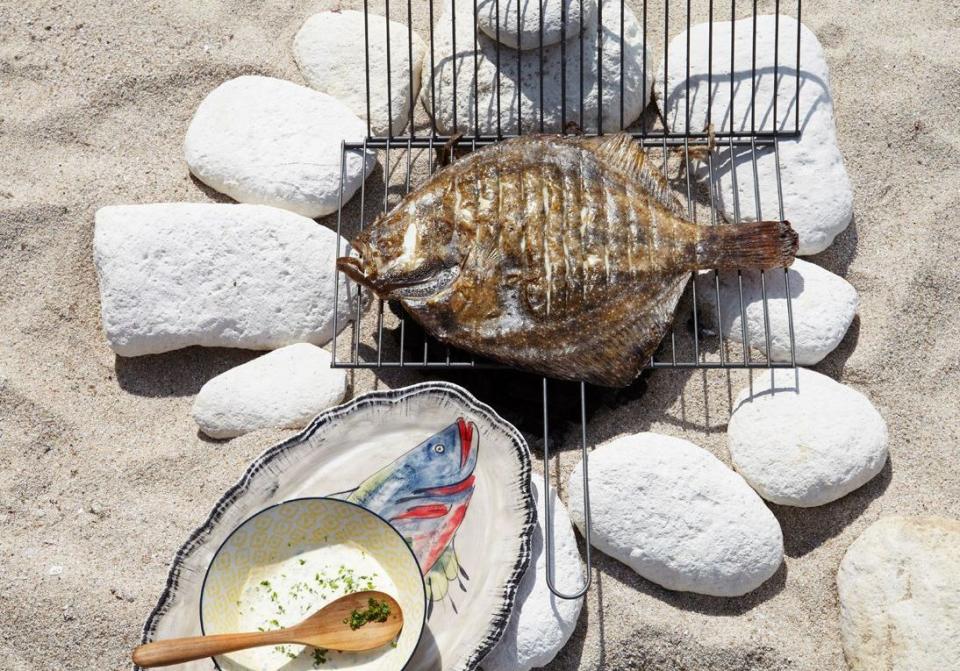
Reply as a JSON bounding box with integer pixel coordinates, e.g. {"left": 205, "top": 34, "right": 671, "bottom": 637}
{"left": 341, "top": 134, "right": 797, "bottom": 387}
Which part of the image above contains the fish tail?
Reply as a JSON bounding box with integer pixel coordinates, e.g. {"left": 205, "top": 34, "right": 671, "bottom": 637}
{"left": 694, "top": 220, "right": 798, "bottom": 271}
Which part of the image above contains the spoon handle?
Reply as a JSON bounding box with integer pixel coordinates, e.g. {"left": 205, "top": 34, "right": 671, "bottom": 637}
{"left": 132, "top": 629, "right": 291, "bottom": 668}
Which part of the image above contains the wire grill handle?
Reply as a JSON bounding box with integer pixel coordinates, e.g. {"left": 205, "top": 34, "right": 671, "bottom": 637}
{"left": 542, "top": 379, "right": 592, "bottom": 599}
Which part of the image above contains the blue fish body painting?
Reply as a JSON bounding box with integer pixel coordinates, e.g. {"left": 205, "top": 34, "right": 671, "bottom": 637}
{"left": 341, "top": 418, "right": 479, "bottom": 603}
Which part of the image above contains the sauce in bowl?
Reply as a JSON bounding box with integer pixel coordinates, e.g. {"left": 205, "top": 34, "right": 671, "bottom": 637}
{"left": 225, "top": 542, "right": 399, "bottom": 671}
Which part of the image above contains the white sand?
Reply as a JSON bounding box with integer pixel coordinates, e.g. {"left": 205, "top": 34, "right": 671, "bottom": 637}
{"left": 1, "top": 1, "right": 958, "bottom": 669}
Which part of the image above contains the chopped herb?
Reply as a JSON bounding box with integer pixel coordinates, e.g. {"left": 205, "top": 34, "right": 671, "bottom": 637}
{"left": 312, "top": 648, "right": 328, "bottom": 666}
{"left": 299, "top": 559, "right": 306, "bottom": 565}
{"left": 343, "top": 598, "right": 392, "bottom": 630}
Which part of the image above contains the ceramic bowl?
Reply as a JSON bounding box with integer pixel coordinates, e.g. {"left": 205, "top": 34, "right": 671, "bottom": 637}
{"left": 200, "top": 497, "right": 426, "bottom": 671}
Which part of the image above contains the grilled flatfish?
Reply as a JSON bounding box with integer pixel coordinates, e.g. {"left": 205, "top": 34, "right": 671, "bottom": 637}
{"left": 337, "top": 134, "right": 797, "bottom": 386}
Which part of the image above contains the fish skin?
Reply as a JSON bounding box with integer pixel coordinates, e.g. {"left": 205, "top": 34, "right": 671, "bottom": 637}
{"left": 344, "top": 418, "right": 478, "bottom": 575}
{"left": 342, "top": 134, "right": 796, "bottom": 386}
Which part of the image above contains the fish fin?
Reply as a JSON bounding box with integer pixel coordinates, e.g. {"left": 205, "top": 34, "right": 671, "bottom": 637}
{"left": 426, "top": 563, "right": 449, "bottom": 602}
{"left": 345, "top": 466, "right": 393, "bottom": 505}
{"left": 327, "top": 489, "right": 356, "bottom": 500}
{"left": 424, "top": 545, "right": 461, "bottom": 602}
{"left": 582, "top": 133, "right": 686, "bottom": 218}
{"left": 695, "top": 220, "right": 798, "bottom": 270}
{"left": 557, "top": 271, "right": 690, "bottom": 387}
{"left": 441, "top": 545, "right": 460, "bottom": 581}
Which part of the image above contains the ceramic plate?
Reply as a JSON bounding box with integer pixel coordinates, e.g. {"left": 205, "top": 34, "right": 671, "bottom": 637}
{"left": 140, "top": 382, "right": 535, "bottom": 671}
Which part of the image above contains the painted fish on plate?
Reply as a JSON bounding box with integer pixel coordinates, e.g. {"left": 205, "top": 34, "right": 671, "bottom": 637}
{"left": 336, "top": 417, "right": 479, "bottom": 614}
{"left": 337, "top": 133, "right": 798, "bottom": 386}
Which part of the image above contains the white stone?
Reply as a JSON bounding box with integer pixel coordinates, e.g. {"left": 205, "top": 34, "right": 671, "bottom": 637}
{"left": 483, "top": 477, "right": 584, "bottom": 671}
{"left": 695, "top": 258, "right": 859, "bottom": 365}
{"left": 837, "top": 516, "right": 960, "bottom": 671}
{"left": 184, "top": 76, "right": 374, "bottom": 218}
{"left": 657, "top": 16, "right": 852, "bottom": 255}
{"left": 423, "top": 0, "right": 652, "bottom": 135}
{"left": 476, "top": 0, "right": 597, "bottom": 50}
{"left": 191, "top": 344, "right": 347, "bottom": 439}
{"left": 93, "top": 204, "right": 354, "bottom": 356}
{"left": 728, "top": 368, "right": 888, "bottom": 508}
{"left": 294, "top": 11, "right": 427, "bottom": 136}
{"left": 568, "top": 433, "right": 782, "bottom": 597}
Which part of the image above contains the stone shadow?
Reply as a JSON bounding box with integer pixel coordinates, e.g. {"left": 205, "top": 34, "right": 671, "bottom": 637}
{"left": 772, "top": 458, "right": 892, "bottom": 558}
{"left": 808, "top": 214, "right": 860, "bottom": 278}
{"left": 812, "top": 314, "right": 861, "bottom": 378}
{"left": 188, "top": 174, "right": 236, "bottom": 203}
{"left": 114, "top": 346, "right": 259, "bottom": 397}
{"left": 586, "top": 541, "right": 788, "bottom": 617}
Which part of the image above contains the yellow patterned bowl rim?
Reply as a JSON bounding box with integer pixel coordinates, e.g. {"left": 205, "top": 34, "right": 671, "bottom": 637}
{"left": 198, "top": 496, "right": 428, "bottom": 671}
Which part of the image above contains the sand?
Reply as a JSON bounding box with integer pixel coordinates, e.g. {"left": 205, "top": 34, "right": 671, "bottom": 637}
{"left": 1, "top": 1, "right": 959, "bottom": 669}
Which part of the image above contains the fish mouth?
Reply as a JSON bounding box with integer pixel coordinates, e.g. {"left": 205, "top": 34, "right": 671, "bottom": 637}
{"left": 336, "top": 256, "right": 460, "bottom": 300}
{"left": 378, "top": 264, "right": 461, "bottom": 300}
{"left": 336, "top": 256, "right": 372, "bottom": 287}
{"left": 456, "top": 418, "right": 477, "bottom": 471}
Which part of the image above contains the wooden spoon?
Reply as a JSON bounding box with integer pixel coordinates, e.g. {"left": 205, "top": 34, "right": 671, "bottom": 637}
{"left": 132, "top": 590, "right": 403, "bottom": 668}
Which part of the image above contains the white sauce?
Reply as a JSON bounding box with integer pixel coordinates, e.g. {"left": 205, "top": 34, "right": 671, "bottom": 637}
{"left": 222, "top": 542, "right": 399, "bottom": 671}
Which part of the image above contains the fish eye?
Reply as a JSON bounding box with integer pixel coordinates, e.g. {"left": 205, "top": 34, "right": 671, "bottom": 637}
{"left": 433, "top": 444, "right": 445, "bottom": 454}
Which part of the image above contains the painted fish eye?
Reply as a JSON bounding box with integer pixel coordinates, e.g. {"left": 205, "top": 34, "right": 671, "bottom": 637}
{"left": 433, "top": 444, "right": 445, "bottom": 454}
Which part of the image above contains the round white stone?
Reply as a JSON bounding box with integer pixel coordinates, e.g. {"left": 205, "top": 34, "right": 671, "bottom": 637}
{"left": 568, "top": 433, "right": 783, "bottom": 597}
{"left": 728, "top": 368, "right": 888, "bottom": 507}
{"left": 657, "top": 16, "right": 852, "bottom": 255}
{"left": 184, "top": 75, "right": 374, "bottom": 218}
{"left": 192, "top": 344, "right": 347, "bottom": 439}
{"left": 483, "top": 477, "right": 584, "bottom": 671}
{"left": 837, "top": 516, "right": 960, "bottom": 670}
{"left": 294, "top": 11, "right": 427, "bottom": 136}
{"left": 695, "top": 258, "right": 859, "bottom": 365}
{"left": 476, "top": 0, "right": 597, "bottom": 50}
{"left": 424, "top": 0, "right": 652, "bottom": 135}
{"left": 93, "top": 203, "right": 354, "bottom": 356}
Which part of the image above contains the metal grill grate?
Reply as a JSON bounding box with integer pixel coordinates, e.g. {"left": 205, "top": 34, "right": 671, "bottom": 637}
{"left": 332, "top": 0, "right": 803, "bottom": 599}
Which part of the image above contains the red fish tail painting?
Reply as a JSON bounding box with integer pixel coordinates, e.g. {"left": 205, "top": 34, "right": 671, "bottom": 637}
{"left": 340, "top": 418, "right": 479, "bottom": 613}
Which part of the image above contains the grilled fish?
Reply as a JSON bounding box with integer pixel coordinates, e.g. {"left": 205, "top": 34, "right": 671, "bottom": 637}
{"left": 337, "top": 134, "right": 797, "bottom": 386}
